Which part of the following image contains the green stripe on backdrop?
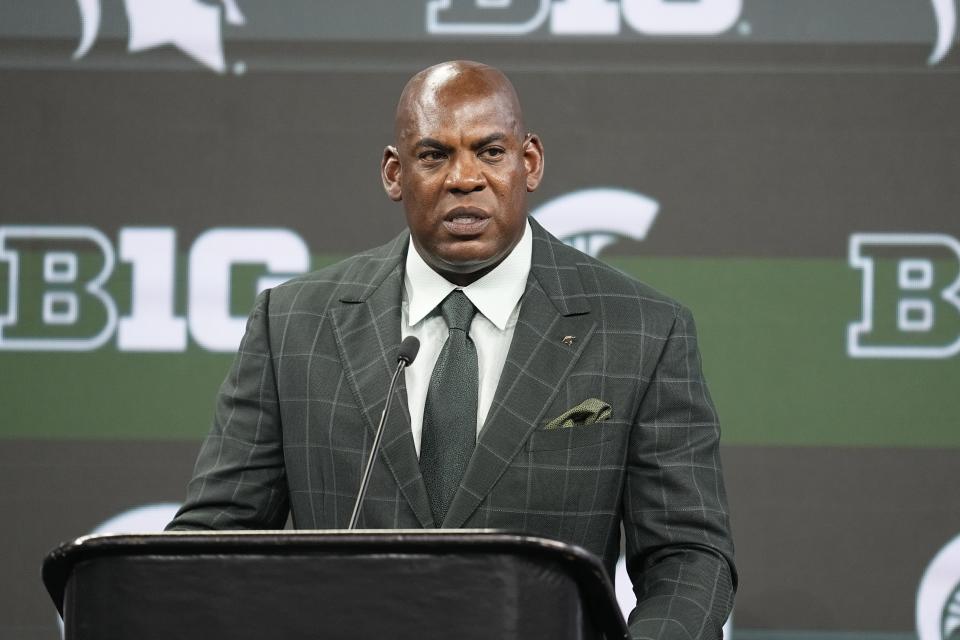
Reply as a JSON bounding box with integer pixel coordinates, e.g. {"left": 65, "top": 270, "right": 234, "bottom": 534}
{"left": 607, "top": 257, "right": 958, "bottom": 449}
{"left": 1, "top": 256, "right": 957, "bottom": 446}
{"left": 732, "top": 632, "right": 915, "bottom": 640}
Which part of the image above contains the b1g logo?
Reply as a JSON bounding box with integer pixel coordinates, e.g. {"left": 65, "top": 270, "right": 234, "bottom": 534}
{"left": 72, "top": 0, "right": 246, "bottom": 73}
{"left": 429, "top": 0, "right": 958, "bottom": 64}
{"left": 847, "top": 234, "right": 960, "bottom": 359}
{"left": 917, "top": 533, "right": 960, "bottom": 640}
{"left": 0, "top": 226, "right": 308, "bottom": 352}
{"left": 429, "top": 0, "right": 742, "bottom": 36}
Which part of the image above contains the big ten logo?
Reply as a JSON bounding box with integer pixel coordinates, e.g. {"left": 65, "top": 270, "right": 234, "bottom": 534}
{"left": 848, "top": 234, "right": 960, "bottom": 359}
{"left": 0, "top": 226, "right": 309, "bottom": 353}
{"left": 427, "top": 0, "right": 742, "bottom": 36}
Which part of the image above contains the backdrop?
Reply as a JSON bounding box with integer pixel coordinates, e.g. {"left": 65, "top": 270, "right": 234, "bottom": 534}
{"left": 2, "top": 1, "right": 959, "bottom": 639}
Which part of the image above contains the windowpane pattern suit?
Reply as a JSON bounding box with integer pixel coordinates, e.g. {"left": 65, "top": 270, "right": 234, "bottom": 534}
{"left": 169, "top": 219, "right": 736, "bottom": 640}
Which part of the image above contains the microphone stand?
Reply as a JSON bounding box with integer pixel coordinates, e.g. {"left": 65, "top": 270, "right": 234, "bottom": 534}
{"left": 348, "top": 354, "right": 412, "bottom": 529}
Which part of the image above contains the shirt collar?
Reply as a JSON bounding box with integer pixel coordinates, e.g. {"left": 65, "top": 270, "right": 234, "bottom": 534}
{"left": 404, "top": 220, "right": 532, "bottom": 330}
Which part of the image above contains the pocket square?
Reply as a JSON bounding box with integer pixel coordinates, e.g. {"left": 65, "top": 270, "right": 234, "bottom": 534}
{"left": 544, "top": 398, "right": 612, "bottom": 430}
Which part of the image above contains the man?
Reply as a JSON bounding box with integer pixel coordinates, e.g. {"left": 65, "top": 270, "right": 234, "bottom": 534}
{"left": 169, "top": 60, "right": 736, "bottom": 639}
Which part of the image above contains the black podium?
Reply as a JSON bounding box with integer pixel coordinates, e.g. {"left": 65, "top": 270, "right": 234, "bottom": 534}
{"left": 43, "top": 530, "right": 629, "bottom": 640}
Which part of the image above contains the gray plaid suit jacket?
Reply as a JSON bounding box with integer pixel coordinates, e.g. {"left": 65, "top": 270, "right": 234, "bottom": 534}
{"left": 170, "top": 218, "right": 736, "bottom": 640}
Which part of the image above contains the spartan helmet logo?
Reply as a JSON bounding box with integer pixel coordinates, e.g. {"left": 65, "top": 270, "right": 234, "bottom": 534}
{"left": 943, "top": 583, "right": 960, "bottom": 640}
{"left": 73, "top": 0, "right": 246, "bottom": 73}
{"left": 532, "top": 188, "right": 659, "bottom": 258}
{"left": 918, "top": 534, "right": 960, "bottom": 640}
{"left": 930, "top": 0, "right": 958, "bottom": 64}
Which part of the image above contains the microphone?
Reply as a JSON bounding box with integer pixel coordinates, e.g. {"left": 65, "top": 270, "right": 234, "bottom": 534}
{"left": 348, "top": 336, "right": 420, "bottom": 529}
{"left": 397, "top": 334, "right": 420, "bottom": 366}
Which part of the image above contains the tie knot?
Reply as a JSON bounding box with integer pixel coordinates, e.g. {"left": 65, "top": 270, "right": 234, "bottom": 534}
{"left": 440, "top": 290, "right": 476, "bottom": 332}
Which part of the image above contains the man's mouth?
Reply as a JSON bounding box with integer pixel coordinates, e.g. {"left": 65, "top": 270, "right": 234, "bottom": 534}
{"left": 443, "top": 207, "right": 491, "bottom": 235}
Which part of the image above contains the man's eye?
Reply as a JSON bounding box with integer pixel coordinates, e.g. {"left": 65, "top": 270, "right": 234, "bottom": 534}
{"left": 419, "top": 151, "right": 446, "bottom": 162}
{"left": 481, "top": 147, "right": 505, "bottom": 159}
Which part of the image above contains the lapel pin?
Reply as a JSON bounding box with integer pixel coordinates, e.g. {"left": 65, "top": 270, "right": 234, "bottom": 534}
{"left": 561, "top": 335, "right": 575, "bottom": 346}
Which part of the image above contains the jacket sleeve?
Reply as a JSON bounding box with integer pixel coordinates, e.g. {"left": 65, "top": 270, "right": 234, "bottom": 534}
{"left": 623, "top": 304, "right": 737, "bottom": 640}
{"left": 167, "top": 289, "right": 290, "bottom": 530}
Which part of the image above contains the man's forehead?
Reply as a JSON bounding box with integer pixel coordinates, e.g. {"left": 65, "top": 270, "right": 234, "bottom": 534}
{"left": 395, "top": 61, "right": 524, "bottom": 143}
{"left": 400, "top": 91, "right": 519, "bottom": 141}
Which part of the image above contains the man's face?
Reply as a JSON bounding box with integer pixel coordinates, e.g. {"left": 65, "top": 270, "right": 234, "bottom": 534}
{"left": 382, "top": 78, "right": 544, "bottom": 285}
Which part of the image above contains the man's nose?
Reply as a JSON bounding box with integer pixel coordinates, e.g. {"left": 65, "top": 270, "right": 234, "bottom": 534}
{"left": 445, "top": 155, "right": 485, "bottom": 193}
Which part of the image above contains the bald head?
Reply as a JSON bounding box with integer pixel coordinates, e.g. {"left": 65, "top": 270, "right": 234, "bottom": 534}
{"left": 394, "top": 60, "right": 524, "bottom": 144}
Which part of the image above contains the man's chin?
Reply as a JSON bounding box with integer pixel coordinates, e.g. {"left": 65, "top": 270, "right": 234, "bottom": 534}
{"left": 431, "top": 241, "right": 497, "bottom": 268}
{"left": 428, "top": 248, "right": 506, "bottom": 284}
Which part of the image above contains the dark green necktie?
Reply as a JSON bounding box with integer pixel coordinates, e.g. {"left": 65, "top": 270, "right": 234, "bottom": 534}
{"left": 420, "top": 290, "right": 478, "bottom": 526}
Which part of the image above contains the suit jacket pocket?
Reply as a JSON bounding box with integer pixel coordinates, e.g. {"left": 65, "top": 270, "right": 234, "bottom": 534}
{"left": 525, "top": 422, "right": 625, "bottom": 452}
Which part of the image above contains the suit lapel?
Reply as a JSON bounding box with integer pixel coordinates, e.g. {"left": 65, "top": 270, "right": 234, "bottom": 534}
{"left": 330, "top": 232, "right": 434, "bottom": 528}
{"left": 443, "top": 220, "right": 597, "bottom": 528}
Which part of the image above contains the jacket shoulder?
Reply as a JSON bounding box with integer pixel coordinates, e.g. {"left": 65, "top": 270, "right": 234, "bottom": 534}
{"left": 535, "top": 227, "right": 685, "bottom": 325}
{"left": 579, "top": 249, "right": 682, "bottom": 313}
{"left": 266, "top": 231, "right": 407, "bottom": 313}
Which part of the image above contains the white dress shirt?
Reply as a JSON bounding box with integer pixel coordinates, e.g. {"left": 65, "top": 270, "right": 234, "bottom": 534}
{"left": 401, "top": 221, "right": 532, "bottom": 456}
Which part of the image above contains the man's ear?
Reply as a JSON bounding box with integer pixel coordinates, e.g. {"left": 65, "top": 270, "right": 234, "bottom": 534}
{"left": 523, "top": 134, "right": 545, "bottom": 192}
{"left": 381, "top": 145, "right": 402, "bottom": 201}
